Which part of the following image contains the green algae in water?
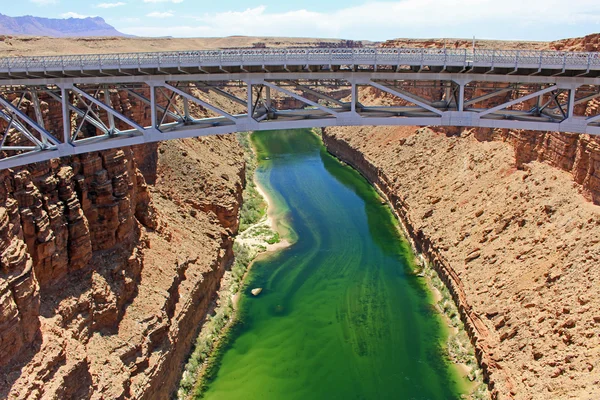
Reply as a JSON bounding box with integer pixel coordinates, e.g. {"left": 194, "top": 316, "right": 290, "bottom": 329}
{"left": 200, "top": 129, "right": 468, "bottom": 399}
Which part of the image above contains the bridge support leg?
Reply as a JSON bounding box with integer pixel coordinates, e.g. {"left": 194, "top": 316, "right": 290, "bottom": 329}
{"left": 59, "top": 87, "right": 71, "bottom": 145}
{"left": 149, "top": 83, "right": 157, "bottom": 130}
{"left": 30, "top": 89, "right": 47, "bottom": 146}
{"left": 451, "top": 79, "right": 471, "bottom": 112}
{"left": 567, "top": 87, "right": 576, "bottom": 119}
{"left": 351, "top": 83, "right": 357, "bottom": 114}
{"left": 247, "top": 82, "right": 253, "bottom": 120}
{"left": 104, "top": 86, "right": 115, "bottom": 133}
{"left": 458, "top": 84, "right": 465, "bottom": 112}
{"left": 183, "top": 98, "right": 190, "bottom": 123}
{"left": 444, "top": 84, "right": 452, "bottom": 107}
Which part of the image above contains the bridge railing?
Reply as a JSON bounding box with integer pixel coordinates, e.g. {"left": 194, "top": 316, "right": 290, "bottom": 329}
{"left": 0, "top": 47, "right": 598, "bottom": 74}
{"left": 472, "top": 49, "right": 599, "bottom": 69}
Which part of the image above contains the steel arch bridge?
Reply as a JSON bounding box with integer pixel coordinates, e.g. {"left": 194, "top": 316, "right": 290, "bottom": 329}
{"left": 1, "top": 47, "right": 600, "bottom": 169}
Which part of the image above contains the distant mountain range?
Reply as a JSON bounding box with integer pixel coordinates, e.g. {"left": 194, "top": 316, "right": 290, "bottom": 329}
{"left": 0, "top": 13, "right": 130, "bottom": 37}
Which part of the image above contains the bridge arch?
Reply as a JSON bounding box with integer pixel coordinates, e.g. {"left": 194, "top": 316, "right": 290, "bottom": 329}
{"left": 0, "top": 47, "right": 599, "bottom": 169}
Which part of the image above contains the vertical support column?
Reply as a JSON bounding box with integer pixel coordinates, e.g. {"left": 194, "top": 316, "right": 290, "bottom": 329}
{"left": 60, "top": 86, "right": 71, "bottom": 145}
{"left": 149, "top": 83, "right": 158, "bottom": 130}
{"left": 444, "top": 83, "right": 452, "bottom": 106}
{"left": 567, "top": 86, "right": 577, "bottom": 119}
{"left": 265, "top": 86, "right": 271, "bottom": 109}
{"left": 351, "top": 82, "right": 358, "bottom": 114}
{"left": 247, "top": 82, "right": 253, "bottom": 119}
{"left": 104, "top": 85, "right": 115, "bottom": 133}
{"left": 30, "top": 88, "right": 47, "bottom": 146}
{"left": 183, "top": 97, "right": 190, "bottom": 122}
{"left": 452, "top": 79, "right": 471, "bottom": 112}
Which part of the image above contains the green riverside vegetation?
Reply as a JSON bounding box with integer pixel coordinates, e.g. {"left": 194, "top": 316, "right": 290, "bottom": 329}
{"left": 177, "top": 132, "right": 280, "bottom": 399}
{"left": 237, "top": 132, "right": 267, "bottom": 232}
{"left": 418, "top": 258, "right": 489, "bottom": 398}
{"left": 199, "top": 129, "right": 485, "bottom": 399}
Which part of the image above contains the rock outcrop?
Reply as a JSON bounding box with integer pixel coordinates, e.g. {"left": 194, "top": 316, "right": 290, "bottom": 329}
{"left": 0, "top": 86, "right": 245, "bottom": 399}
{"left": 493, "top": 130, "right": 600, "bottom": 205}
{"left": 550, "top": 34, "right": 600, "bottom": 52}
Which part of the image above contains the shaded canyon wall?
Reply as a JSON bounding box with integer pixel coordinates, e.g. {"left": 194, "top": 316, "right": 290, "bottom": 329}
{"left": 0, "top": 89, "right": 245, "bottom": 399}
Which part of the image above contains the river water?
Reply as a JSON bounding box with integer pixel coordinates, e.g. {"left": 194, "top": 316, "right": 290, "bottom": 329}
{"left": 202, "top": 129, "right": 467, "bottom": 399}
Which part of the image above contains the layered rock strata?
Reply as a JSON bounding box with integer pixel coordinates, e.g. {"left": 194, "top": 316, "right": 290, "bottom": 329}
{"left": 492, "top": 130, "right": 600, "bottom": 205}
{"left": 0, "top": 87, "right": 245, "bottom": 399}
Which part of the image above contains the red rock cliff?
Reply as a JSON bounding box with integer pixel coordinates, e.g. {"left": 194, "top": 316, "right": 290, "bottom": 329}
{"left": 0, "top": 88, "right": 245, "bottom": 399}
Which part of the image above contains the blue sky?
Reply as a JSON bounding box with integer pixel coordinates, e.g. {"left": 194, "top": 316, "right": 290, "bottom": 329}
{"left": 4, "top": 0, "right": 600, "bottom": 41}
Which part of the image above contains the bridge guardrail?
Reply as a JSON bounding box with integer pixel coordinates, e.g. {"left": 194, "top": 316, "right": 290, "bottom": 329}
{"left": 0, "top": 47, "right": 598, "bottom": 74}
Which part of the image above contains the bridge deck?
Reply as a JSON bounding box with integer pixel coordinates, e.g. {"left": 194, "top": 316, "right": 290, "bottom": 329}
{"left": 0, "top": 48, "right": 599, "bottom": 82}
{"left": 0, "top": 47, "right": 599, "bottom": 169}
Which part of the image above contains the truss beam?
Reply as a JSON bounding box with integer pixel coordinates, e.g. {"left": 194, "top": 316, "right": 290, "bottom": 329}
{"left": 0, "top": 94, "right": 60, "bottom": 147}
{"left": 263, "top": 81, "right": 339, "bottom": 115}
{"left": 71, "top": 85, "right": 147, "bottom": 134}
{"left": 290, "top": 81, "right": 348, "bottom": 107}
{"left": 477, "top": 86, "right": 558, "bottom": 117}
{"left": 163, "top": 82, "right": 237, "bottom": 122}
{"left": 464, "top": 87, "right": 514, "bottom": 107}
{"left": 124, "top": 88, "right": 180, "bottom": 122}
{"left": 1, "top": 74, "right": 600, "bottom": 170}
{"left": 0, "top": 109, "right": 45, "bottom": 149}
{"left": 369, "top": 81, "right": 444, "bottom": 115}
{"left": 194, "top": 82, "right": 248, "bottom": 106}
{"left": 376, "top": 81, "right": 438, "bottom": 107}
{"left": 45, "top": 89, "right": 110, "bottom": 139}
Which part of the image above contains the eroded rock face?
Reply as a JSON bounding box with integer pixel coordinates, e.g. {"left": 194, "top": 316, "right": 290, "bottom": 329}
{"left": 0, "top": 184, "right": 39, "bottom": 368}
{"left": 0, "top": 145, "right": 155, "bottom": 395}
{"left": 497, "top": 130, "right": 600, "bottom": 205}
{"left": 323, "top": 126, "right": 600, "bottom": 400}
{"left": 550, "top": 33, "right": 600, "bottom": 52}
{"left": 0, "top": 88, "right": 245, "bottom": 399}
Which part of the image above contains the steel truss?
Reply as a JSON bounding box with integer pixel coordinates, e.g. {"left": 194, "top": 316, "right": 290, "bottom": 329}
{"left": 1, "top": 48, "right": 600, "bottom": 169}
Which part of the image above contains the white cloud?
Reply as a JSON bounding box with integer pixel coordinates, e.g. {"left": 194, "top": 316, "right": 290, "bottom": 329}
{"left": 96, "top": 2, "right": 126, "bottom": 8}
{"left": 146, "top": 11, "right": 174, "bottom": 18}
{"left": 61, "top": 12, "right": 90, "bottom": 19}
{"left": 143, "top": 0, "right": 183, "bottom": 3}
{"left": 30, "top": 0, "right": 58, "bottom": 5}
{"left": 122, "top": 1, "right": 600, "bottom": 41}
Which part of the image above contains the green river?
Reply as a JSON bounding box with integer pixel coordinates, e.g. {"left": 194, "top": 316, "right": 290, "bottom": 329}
{"left": 202, "top": 129, "right": 467, "bottom": 399}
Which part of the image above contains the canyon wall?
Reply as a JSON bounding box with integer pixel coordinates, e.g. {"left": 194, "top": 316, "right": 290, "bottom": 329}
{"left": 324, "top": 35, "right": 600, "bottom": 397}
{"left": 490, "top": 130, "right": 600, "bottom": 205}
{"left": 0, "top": 90, "right": 245, "bottom": 398}
{"left": 322, "top": 125, "right": 600, "bottom": 400}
